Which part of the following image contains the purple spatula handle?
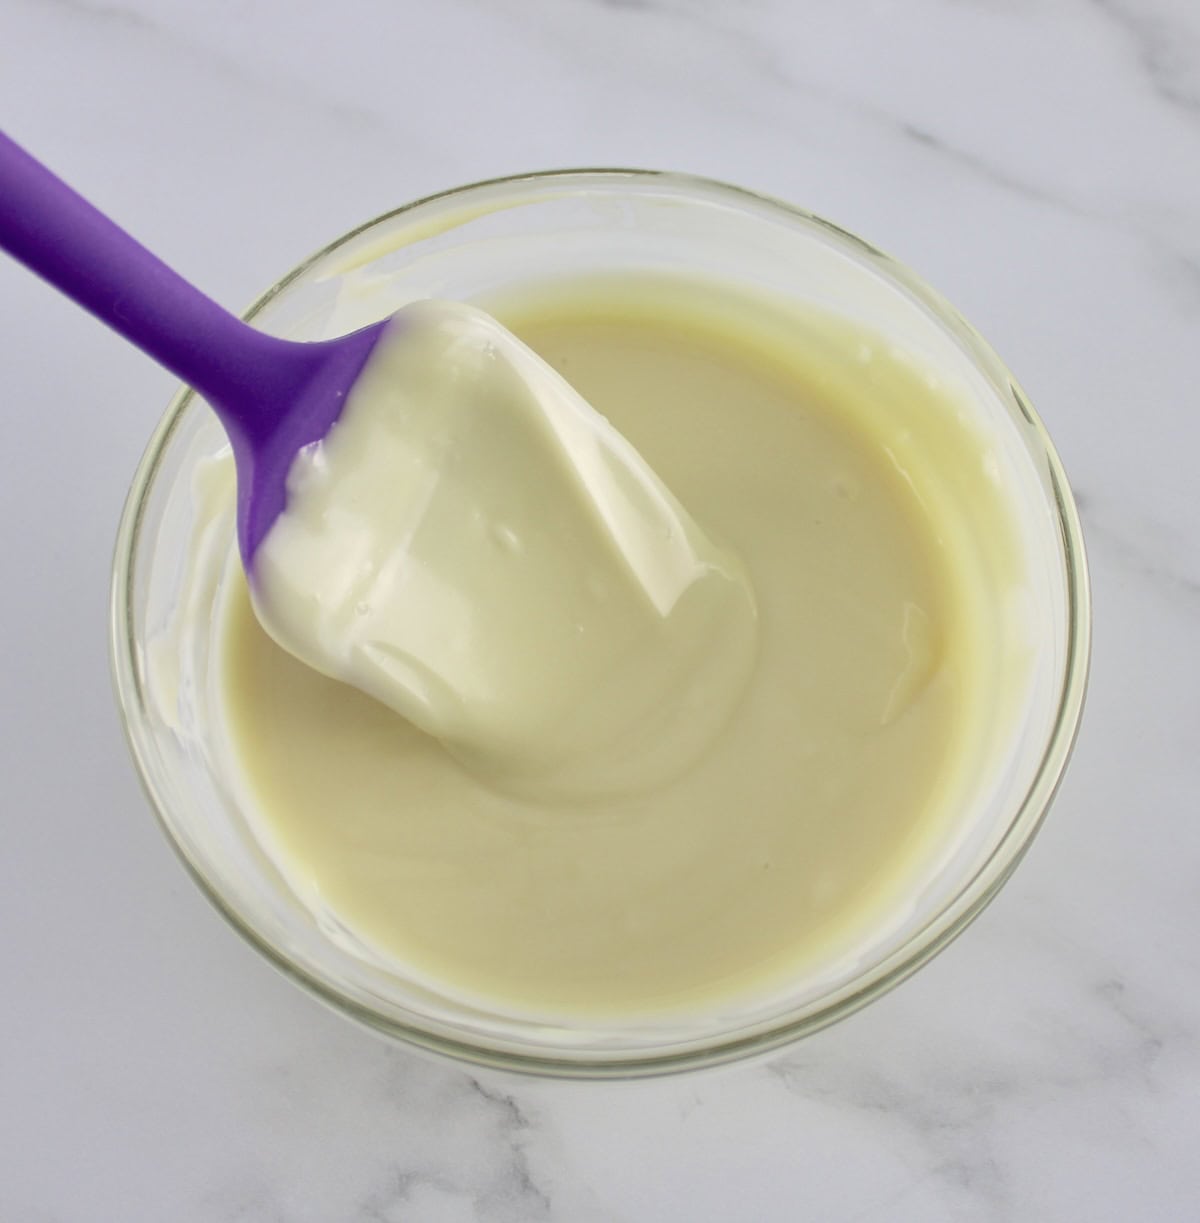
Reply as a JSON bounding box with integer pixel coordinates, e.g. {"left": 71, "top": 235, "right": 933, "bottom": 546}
{"left": 0, "top": 130, "right": 295, "bottom": 430}
{"left": 0, "top": 129, "right": 385, "bottom": 558}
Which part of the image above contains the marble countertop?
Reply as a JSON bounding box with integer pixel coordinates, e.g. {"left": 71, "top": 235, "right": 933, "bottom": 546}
{"left": 2, "top": 1, "right": 1197, "bottom": 1218}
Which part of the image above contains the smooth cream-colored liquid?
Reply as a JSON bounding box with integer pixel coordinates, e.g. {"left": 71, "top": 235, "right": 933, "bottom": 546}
{"left": 251, "top": 299, "right": 758, "bottom": 800}
{"left": 218, "top": 275, "right": 981, "bottom": 1019}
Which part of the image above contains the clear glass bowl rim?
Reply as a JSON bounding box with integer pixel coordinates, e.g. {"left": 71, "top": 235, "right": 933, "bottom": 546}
{"left": 110, "top": 168, "right": 1092, "bottom": 1079}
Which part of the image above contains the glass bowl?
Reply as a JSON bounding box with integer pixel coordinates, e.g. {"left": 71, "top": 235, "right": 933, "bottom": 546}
{"left": 110, "top": 170, "right": 1090, "bottom": 1077}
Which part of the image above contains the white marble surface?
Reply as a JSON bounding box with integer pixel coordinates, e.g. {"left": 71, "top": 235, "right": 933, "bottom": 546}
{"left": 1, "top": 0, "right": 1197, "bottom": 1218}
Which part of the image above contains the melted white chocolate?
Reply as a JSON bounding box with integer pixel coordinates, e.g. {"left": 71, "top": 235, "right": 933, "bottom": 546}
{"left": 251, "top": 300, "right": 757, "bottom": 798}
{"left": 214, "top": 273, "right": 1023, "bottom": 1020}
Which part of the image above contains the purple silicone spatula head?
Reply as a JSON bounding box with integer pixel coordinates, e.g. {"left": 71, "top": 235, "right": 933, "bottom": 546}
{"left": 0, "top": 129, "right": 388, "bottom": 563}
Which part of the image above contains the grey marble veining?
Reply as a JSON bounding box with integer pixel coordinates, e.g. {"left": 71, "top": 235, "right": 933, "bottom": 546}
{"left": 1090, "top": 0, "right": 1200, "bottom": 115}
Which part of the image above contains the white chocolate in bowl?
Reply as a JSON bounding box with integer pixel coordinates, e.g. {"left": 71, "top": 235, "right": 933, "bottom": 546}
{"left": 198, "top": 271, "right": 1037, "bottom": 1021}
{"left": 251, "top": 299, "right": 758, "bottom": 800}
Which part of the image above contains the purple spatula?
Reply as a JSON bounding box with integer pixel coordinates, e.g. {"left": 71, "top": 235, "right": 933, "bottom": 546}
{"left": 0, "top": 130, "right": 388, "bottom": 565}
{"left": 1, "top": 131, "right": 762, "bottom": 794}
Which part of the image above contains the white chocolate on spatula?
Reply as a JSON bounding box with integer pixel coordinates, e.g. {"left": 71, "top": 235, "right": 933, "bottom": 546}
{"left": 251, "top": 300, "right": 758, "bottom": 798}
